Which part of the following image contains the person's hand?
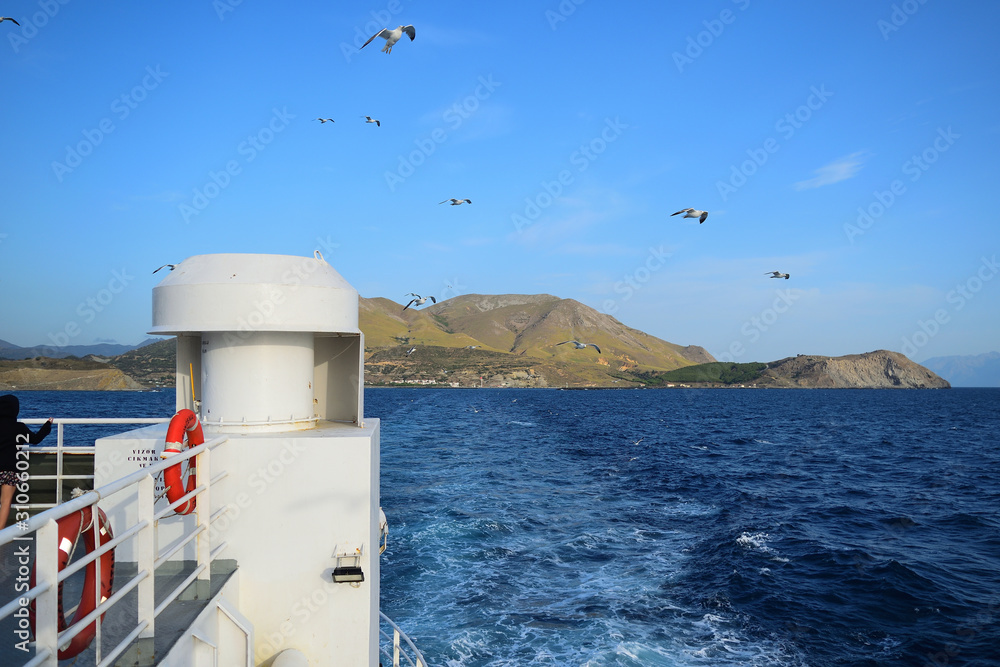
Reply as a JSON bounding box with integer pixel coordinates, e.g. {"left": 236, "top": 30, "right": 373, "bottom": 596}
{"left": 46, "top": 417, "right": 54, "bottom": 423}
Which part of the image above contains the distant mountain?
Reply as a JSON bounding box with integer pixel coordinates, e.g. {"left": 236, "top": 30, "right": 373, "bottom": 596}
{"left": 360, "top": 294, "right": 713, "bottom": 386}
{"left": 634, "top": 351, "right": 950, "bottom": 389}
{"left": 107, "top": 339, "right": 177, "bottom": 388}
{"left": 921, "top": 352, "right": 1000, "bottom": 387}
{"left": 0, "top": 356, "right": 143, "bottom": 391}
{"left": 0, "top": 337, "right": 165, "bottom": 360}
{"left": 757, "top": 351, "right": 949, "bottom": 388}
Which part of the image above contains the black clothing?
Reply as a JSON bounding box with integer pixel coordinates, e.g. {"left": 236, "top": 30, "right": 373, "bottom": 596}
{"left": 0, "top": 394, "right": 51, "bottom": 474}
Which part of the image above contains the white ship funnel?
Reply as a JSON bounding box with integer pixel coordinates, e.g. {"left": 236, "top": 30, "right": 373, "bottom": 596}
{"left": 149, "top": 252, "right": 363, "bottom": 432}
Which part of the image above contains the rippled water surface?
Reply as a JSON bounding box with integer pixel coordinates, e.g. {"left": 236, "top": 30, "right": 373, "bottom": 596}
{"left": 369, "top": 388, "right": 1000, "bottom": 666}
{"left": 13, "top": 388, "right": 1000, "bottom": 666}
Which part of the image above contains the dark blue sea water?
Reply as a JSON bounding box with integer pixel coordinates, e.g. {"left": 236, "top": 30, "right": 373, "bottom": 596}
{"left": 15, "top": 388, "right": 1000, "bottom": 666}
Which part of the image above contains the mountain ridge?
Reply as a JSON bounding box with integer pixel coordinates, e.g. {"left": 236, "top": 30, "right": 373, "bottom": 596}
{"left": 920, "top": 351, "right": 1000, "bottom": 387}
{"left": 0, "top": 296, "right": 953, "bottom": 390}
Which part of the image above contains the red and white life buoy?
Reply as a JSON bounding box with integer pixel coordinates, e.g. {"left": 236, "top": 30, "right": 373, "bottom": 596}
{"left": 161, "top": 408, "right": 203, "bottom": 515}
{"left": 30, "top": 506, "right": 115, "bottom": 660}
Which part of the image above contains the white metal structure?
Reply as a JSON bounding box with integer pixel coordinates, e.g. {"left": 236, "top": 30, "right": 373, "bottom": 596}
{"left": 0, "top": 253, "right": 426, "bottom": 666}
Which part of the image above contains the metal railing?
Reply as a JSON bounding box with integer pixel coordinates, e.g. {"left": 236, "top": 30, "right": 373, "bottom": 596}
{"left": 21, "top": 418, "right": 170, "bottom": 509}
{"left": 0, "top": 423, "right": 229, "bottom": 667}
{"left": 379, "top": 611, "right": 427, "bottom": 667}
{"left": 5, "top": 418, "right": 428, "bottom": 666}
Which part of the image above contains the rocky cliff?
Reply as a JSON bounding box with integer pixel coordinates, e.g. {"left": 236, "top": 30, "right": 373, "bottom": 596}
{"left": 0, "top": 356, "right": 144, "bottom": 390}
{"left": 758, "top": 350, "right": 950, "bottom": 388}
{"left": 0, "top": 367, "right": 144, "bottom": 391}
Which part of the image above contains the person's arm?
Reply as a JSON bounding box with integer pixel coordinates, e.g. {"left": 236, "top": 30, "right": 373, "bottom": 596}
{"left": 26, "top": 418, "right": 53, "bottom": 445}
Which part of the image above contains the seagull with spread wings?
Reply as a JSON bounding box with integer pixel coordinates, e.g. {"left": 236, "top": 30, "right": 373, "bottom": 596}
{"left": 557, "top": 340, "right": 602, "bottom": 354}
{"left": 363, "top": 116, "right": 381, "bottom": 127}
{"left": 439, "top": 198, "right": 472, "bottom": 205}
{"left": 361, "top": 25, "right": 415, "bottom": 54}
{"left": 403, "top": 293, "right": 436, "bottom": 311}
{"left": 316, "top": 118, "right": 334, "bottom": 123}
{"left": 765, "top": 271, "right": 790, "bottom": 280}
{"left": 671, "top": 208, "right": 709, "bottom": 224}
{"left": 0, "top": 17, "right": 20, "bottom": 25}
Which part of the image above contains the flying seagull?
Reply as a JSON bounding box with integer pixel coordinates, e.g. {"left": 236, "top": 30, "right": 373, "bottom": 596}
{"left": 363, "top": 116, "right": 381, "bottom": 127}
{"left": 765, "top": 271, "right": 790, "bottom": 280}
{"left": 403, "top": 293, "right": 436, "bottom": 311}
{"left": 557, "top": 340, "right": 602, "bottom": 354}
{"left": 152, "top": 264, "right": 177, "bottom": 274}
{"left": 0, "top": 17, "right": 20, "bottom": 25}
{"left": 406, "top": 347, "right": 416, "bottom": 356}
{"left": 361, "top": 25, "right": 416, "bottom": 54}
{"left": 439, "top": 198, "right": 472, "bottom": 205}
{"left": 316, "top": 118, "right": 334, "bottom": 123}
{"left": 671, "top": 208, "right": 709, "bottom": 224}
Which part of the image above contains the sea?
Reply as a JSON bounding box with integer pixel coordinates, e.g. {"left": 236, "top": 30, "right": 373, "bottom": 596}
{"left": 11, "top": 388, "right": 1000, "bottom": 666}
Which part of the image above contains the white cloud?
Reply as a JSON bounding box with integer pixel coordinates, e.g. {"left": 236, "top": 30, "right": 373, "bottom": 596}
{"left": 794, "top": 152, "right": 867, "bottom": 190}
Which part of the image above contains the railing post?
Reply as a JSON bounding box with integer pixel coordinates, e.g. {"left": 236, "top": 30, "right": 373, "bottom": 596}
{"left": 55, "top": 422, "right": 64, "bottom": 506}
{"left": 136, "top": 474, "right": 156, "bottom": 665}
{"left": 393, "top": 628, "right": 400, "bottom": 667}
{"left": 192, "top": 447, "right": 212, "bottom": 599}
{"left": 35, "top": 517, "right": 59, "bottom": 667}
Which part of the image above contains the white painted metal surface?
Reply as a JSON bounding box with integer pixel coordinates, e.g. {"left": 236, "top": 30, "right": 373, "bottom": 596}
{"left": 200, "top": 331, "right": 315, "bottom": 431}
{"left": 149, "top": 252, "right": 359, "bottom": 336}
{"left": 0, "top": 253, "right": 426, "bottom": 666}
{"left": 147, "top": 252, "right": 381, "bottom": 663}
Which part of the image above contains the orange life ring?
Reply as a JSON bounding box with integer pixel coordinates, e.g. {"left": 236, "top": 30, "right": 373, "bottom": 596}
{"left": 30, "top": 506, "right": 115, "bottom": 660}
{"left": 162, "top": 409, "right": 203, "bottom": 515}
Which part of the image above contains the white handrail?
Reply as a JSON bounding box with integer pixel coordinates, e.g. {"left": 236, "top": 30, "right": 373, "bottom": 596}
{"left": 379, "top": 611, "right": 427, "bottom": 667}
{"left": 0, "top": 419, "right": 229, "bottom": 667}
{"left": 20, "top": 418, "right": 170, "bottom": 509}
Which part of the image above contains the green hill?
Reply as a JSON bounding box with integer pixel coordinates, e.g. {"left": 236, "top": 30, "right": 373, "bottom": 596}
{"left": 632, "top": 362, "right": 768, "bottom": 386}
{"left": 362, "top": 294, "right": 711, "bottom": 370}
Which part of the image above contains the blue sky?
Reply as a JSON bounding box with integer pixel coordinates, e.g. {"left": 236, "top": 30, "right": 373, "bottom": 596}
{"left": 1, "top": 1, "right": 997, "bottom": 364}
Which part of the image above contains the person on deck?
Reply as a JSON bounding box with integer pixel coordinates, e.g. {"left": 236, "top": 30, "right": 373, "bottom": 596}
{"left": 0, "top": 394, "right": 53, "bottom": 528}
